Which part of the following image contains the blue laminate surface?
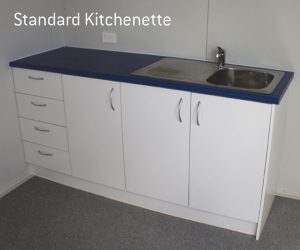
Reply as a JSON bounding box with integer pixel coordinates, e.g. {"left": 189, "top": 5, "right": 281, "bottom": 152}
{"left": 9, "top": 47, "right": 294, "bottom": 104}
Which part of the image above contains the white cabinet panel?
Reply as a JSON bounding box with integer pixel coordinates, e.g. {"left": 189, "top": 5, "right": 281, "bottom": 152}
{"left": 24, "top": 141, "right": 71, "bottom": 174}
{"left": 16, "top": 93, "right": 66, "bottom": 126}
{"left": 63, "top": 75, "right": 125, "bottom": 189}
{"left": 13, "top": 68, "right": 63, "bottom": 100}
{"left": 189, "top": 93, "right": 272, "bottom": 222}
{"left": 122, "top": 84, "right": 190, "bottom": 206}
{"left": 19, "top": 118, "right": 68, "bottom": 151}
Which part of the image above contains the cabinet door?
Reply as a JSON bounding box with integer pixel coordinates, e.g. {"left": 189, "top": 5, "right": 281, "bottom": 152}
{"left": 122, "top": 84, "right": 190, "bottom": 206}
{"left": 63, "top": 75, "right": 125, "bottom": 189}
{"left": 190, "top": 93, "right": 271, "bottom": 222}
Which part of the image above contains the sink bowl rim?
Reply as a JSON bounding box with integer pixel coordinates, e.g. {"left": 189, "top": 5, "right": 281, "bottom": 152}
{"left": 132, "top": 57, "right": 285, "bottom": 95}
{"left": 205, "top": 66, "right": 284, "bottom": 94}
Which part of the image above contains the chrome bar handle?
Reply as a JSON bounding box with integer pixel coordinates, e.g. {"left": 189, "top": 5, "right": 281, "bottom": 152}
{"left": 28, "top": 76, "right": 44, "bottom": 80}
{"left": 30, "top": 101, "right": 47, "bottom": 107}
{"left": 38, "top": 150, "right": 53, "bottom": 156}
{"left": 178, "top": 98, "right": 183, "bottom": 123}
{"left": 196, "top": 101, "right": 201, "bottom": 126}
{"left": 34, "top": 126, "right": 50, "bottom": 132}
{"left": 110, "top": 88, "right": 115, "bottom": 111}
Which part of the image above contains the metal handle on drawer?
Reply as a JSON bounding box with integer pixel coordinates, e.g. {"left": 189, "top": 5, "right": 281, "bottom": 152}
{"left": 34, "top": 126, "right": 50, "bottom": 132}
{"left": 178, "top": 98, "right": 183, "bottom": 123}
{"left": 196, "top": 101, "right": 201, "bottom": 126}
{"left": 38, "top": 150, "right": 53, "bottom": 156}
{"left": 30, "top": 101, "right": 47, "bottom": 107}
{"left": 110, "top": 88, "right": 115, "bottom": 111}
{"left": 28, "top": 76, "right": 44, "bottom": 80}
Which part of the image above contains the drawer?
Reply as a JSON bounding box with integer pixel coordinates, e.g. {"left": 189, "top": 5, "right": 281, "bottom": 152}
{"left": 23, "top": 141, "right": 71, "bottom": 174}
{"left": 19, "top": 118, "right": 68, "bottom": 151}
{"left": 13, "top": 68, "right": 63, "bottom": 100}
{"left": 16, "top": 94, "right": 66, "bottom": 126}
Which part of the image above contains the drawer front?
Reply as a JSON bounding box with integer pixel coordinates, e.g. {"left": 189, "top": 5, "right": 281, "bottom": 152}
{"left": 16, "top": 94, "right": 66, "bottom": 126}
{"left": 20, "top": 118, "right": 68, "bottom": 151}
{"left": 13, "top": 68, "right": 63, "bottom": 100}
{"left": 23, "top": 141, "right": 71, "bottom": 174}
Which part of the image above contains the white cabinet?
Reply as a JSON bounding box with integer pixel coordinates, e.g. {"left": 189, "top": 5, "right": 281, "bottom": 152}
{"left": 12, "top": 65, "right": 284, "bottom": 236}
{"left": 189, "top": 93, "right": 272, "bottom": 222}
{"left": 63, "top": 75, "right": 125, "bottom": 189}
{"left": 122, "top": 84, "right": 190, "bottom": 205}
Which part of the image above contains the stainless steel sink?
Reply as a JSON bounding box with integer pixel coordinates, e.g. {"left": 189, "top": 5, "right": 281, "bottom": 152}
{"left": 132, "top": 58, "right": 284, "bottom": 94}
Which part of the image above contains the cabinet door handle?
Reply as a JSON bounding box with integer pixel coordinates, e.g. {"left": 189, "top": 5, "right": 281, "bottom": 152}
{"left": 196, "top": 101, "right": 201, "bottom": 126}
{"left": 110, "top": 88, "right": 115, "bottom": 111}
{"left": 38, "top": 150, "right": 53, "bottom": 156}
{"left": 34, "top": 126, "right": 50, "bottom": 132}
{"left": 28, "top": 76, "right": 44, "bottom": 80}
{"left": 30, "top": 101, "right": 47, "bottom": 107}
{"left": 178, "top": 98, "right": 183, "bottom": 123}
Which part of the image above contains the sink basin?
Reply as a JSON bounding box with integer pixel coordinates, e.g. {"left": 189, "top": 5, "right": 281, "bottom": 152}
{"left": 207, "top": 68, "right": 274, "bottom": 89}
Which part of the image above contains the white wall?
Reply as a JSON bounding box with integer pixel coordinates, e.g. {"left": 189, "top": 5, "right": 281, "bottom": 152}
{"left": 0, "top": 0, "right": 65, "bottom": 193}
{"left": 64, "top": 0, "right": 209, "bottom": 60}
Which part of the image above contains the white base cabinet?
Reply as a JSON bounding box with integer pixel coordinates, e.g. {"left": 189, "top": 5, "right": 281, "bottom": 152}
{"left": 121, "top": 84, "right": 190, "bottom": 205}
{"left": 189, "top": 93, "right": 272, "bottom": 222}
{"left": 63, "top": 75, "right": 125, "bottom": 189}
{"left": 12, "top": 68, "right": 285, "bottom": 238}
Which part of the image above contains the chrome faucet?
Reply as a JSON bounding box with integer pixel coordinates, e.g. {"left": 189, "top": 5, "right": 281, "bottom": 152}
{"left": 216, "top": 46, "right": 225, "bottom": 68}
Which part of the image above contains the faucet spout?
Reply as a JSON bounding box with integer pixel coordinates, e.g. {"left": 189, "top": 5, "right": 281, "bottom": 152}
{"left": 216, "top": 46, "right": 225, "bottom": 68}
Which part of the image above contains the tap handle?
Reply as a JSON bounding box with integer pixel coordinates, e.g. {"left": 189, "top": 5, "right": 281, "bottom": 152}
{"left": 217, "top": 46, "right": 225, "bottom": 55}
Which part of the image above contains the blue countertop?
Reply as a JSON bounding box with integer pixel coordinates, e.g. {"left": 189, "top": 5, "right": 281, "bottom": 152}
{"left": 9, "top": 47, "right": 294, "bottom": 104}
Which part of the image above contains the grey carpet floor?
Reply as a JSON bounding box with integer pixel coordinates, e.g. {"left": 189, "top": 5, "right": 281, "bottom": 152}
{"left": 0, "top": 177, "right": 300, "bottom": 250}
